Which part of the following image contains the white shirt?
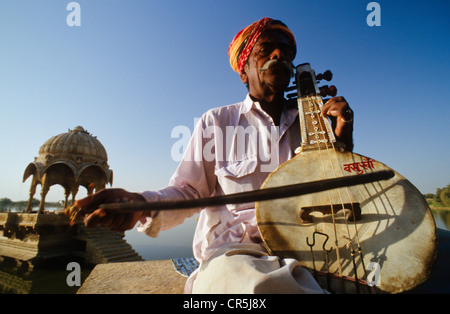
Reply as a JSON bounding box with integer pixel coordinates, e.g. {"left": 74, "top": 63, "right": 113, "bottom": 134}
{"left": 137, "top": 93, "right": 300, "bottom": 264}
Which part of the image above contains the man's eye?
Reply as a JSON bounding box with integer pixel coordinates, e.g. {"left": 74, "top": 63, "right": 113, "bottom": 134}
{"left": 258, "top": 46, "right": 272, "bottom": 56}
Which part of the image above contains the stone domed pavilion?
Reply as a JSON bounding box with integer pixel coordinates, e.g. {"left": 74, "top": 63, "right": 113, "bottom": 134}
{"left": 23, "top": 126, "right": 113, "bottom": 212}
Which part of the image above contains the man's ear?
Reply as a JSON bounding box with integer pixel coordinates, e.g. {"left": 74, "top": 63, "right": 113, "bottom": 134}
{"left": 240, "top": 70, "right": 248, "bottom": 84}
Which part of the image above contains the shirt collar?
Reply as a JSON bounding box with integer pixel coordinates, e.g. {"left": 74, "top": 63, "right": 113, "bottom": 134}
{"left": 241, "top": 93, "right": 298, "bottom": 125}
{"left": 242, "top": 94, "right": 256, "bottom": 114}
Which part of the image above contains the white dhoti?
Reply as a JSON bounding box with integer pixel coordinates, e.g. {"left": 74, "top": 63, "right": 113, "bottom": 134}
{"left": 191, "top": 243, "right": 327, "bottom": 294}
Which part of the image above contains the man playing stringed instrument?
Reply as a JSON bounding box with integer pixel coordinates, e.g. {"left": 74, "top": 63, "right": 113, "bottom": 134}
{"left": 71, "top": 17, "right": 354, "bottom": 293}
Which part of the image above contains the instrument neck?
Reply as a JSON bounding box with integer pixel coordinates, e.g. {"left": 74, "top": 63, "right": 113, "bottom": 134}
{"left": 297, "top": 95, "right": 336, "bottom": 151}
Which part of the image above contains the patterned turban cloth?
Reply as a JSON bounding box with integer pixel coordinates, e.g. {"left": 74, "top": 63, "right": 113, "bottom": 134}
{"left": 228, "top": 17, "right": 297, "bottom": 74}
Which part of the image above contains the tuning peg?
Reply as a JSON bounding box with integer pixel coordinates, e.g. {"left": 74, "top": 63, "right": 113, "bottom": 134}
{"left": 328, "top": 85, "right": 337, "bottom": 96}
{"left": 319, "top": 86, "right": 328, "bottom": 97}
{"left": 286, "top": 92, "right": 297, "bottom": 99}
{"left": 319, "top": 85, "right": 337, "bottom": 97}
{"left": 316, "top": 70, "right": 333, "bottom": 82}
{"left": 285, "top": 84, "right": 298, "bottom": 99}
{"left": 285, "top": 85, "right": 297, "bottom": 92}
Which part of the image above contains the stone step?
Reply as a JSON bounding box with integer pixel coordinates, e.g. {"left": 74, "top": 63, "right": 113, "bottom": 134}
{"left": 79, "top": 226, "right": 122, "bottom": 236}
{"left": 104, "top": 251, "right": 141, "bottom": 262}
{"left": 76, "top": 224, "right": 143, "bottom": 264}
{"left": 89, "top": 239, "right": 126, "bottom": 247}
{"left": 82, "top": 231, "right": 123, "bottom": 239}
{"left": 100, "top": 247, "right": 137, "bottom": 257}
{"left": 84, "top": 235, "right": 124, "bottom": 242}
{"left": 94, "top": 242, "right": 127, "bottom": 251}
{"left": 78, "top": 226, "right": 143, "bottom": 263}
{"left": 115, "top": 255, "right": 144, "bottom": 262}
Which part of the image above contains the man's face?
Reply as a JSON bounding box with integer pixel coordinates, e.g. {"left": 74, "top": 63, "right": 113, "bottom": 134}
{"left": 240, "top": 30, "right": 295, "bottom": 102}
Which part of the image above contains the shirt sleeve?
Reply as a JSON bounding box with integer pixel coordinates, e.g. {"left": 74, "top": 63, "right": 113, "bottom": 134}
{"left": 137, "top": 113, "right": 217, "bottom": 237}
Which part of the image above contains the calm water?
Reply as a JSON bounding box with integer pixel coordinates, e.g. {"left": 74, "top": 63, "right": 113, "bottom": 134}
{"left": 124, "top": 215, "right": 198, "bottom": 261}
{"left": 431, "top": 209, "right": 450, "bottom": 231}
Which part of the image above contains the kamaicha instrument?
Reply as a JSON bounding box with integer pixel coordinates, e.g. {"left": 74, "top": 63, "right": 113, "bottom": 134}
{"left": 255, "top": 63, "right": 437, "bottom": 294}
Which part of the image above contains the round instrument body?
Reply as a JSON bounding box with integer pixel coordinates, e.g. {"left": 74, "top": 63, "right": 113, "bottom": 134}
{"left": 256, "top": 149, "right": 437, "bottom": 294}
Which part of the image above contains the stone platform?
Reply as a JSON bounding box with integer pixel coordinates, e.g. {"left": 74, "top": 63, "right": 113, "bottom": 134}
{"left": 0, "top": 212, "right": 73, "bottom": 266}
{"left": 77, "top": 260, "right": 187, "bottom": 294}
{"left": 0, "top": 212, "right": 143, "bottom": 269}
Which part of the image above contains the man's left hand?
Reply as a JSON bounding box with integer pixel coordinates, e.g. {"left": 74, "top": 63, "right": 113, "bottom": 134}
{"left": 321, "top": 96, "right": 353, "bottom": 137}
{"left": 321, "top": 96, "right": 354, "bottom": 151}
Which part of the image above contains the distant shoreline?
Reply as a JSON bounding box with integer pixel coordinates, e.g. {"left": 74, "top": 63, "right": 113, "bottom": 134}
{"left": 431, "top": 206, "right": 450, "bottom": 211}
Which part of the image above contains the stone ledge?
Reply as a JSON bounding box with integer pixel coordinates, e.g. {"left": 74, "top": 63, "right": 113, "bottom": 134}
{"left": 77, "top": 260, "right": 187, "bottom": 294}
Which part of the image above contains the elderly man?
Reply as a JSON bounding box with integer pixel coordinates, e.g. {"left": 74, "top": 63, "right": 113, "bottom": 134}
{"left": 75, "top": 17, "right": 353, "bottom": 293}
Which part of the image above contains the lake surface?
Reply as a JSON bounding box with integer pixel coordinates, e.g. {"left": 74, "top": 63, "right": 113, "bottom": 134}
{"left": 431, "top": 209, "right": 450, "bottom": 231}
{"left": 124, "top": 215, "right": 198, "bottom": 260}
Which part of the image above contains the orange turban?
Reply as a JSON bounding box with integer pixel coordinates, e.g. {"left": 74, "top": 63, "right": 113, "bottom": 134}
{"left": 228, "top": 17, "right": 296, "bottom": 74}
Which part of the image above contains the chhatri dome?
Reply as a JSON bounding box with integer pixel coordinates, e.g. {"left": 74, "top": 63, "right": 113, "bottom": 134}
{"left": 23, "top": 126, "right": 113, "bottom": 212}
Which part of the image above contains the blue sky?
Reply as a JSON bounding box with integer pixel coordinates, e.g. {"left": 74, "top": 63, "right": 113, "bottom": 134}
{"left": 1, "top": 0, "right": 449, "bottom": 204}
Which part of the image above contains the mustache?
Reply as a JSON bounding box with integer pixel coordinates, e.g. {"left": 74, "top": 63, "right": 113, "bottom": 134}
{"left": 258, "top": 59, "right": 294, "bottom": 76}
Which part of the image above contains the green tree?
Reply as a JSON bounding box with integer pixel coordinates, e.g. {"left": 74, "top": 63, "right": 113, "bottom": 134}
{"left": 440, "top": 185, "right": 450, "bottom": 207}
{"left": 0, "top": 198, "right": 13, "bottom": 212}
{"left": 435, "top": 188, "right": 443, "bottom": 205}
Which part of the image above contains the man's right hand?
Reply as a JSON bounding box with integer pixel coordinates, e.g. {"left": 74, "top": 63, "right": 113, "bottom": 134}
{"left": 74, "top": 188, "right": 147, "bottom": 232}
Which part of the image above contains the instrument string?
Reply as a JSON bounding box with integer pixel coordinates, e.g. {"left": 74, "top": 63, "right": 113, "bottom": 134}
{"left": 305, "top": 95, "right": 344, "bottom": 275}
{"left": 311, "top": 95, "right": 367, "bottom": 280}
{"left": 314, "top": 95, "right": 368, "bottom": 280}
{"left": 310, "top": 96, "right": 348, "bottom": 273}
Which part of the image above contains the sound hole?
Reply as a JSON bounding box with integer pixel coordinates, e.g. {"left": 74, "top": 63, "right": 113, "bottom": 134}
{"left": 299, "top": 203, "right": 361, "bottom": 223}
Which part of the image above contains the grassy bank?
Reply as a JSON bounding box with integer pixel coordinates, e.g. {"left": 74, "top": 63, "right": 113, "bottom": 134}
{"left": 431, "top": 206, "right": 450, "bottom": 211}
